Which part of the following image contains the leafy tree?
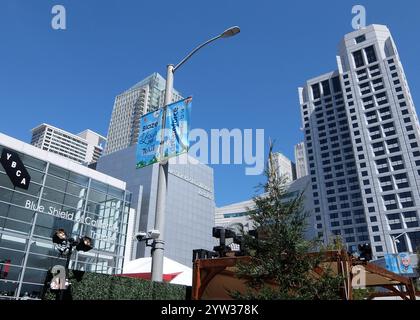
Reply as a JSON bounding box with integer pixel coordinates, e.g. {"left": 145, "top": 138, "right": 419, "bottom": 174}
{"left": 323, "top": 235, "right": 346, "bottom": 251}
{"left": 352, "top": 288, "right": 376, "bottom": 300}
{"left": 231, "top": 144, "right": 343, "bottom": 300}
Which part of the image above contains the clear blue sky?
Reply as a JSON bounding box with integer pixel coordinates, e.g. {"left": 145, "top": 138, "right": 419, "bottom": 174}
{"left": 1, "top": 0, "right": 420, "bottom": 207}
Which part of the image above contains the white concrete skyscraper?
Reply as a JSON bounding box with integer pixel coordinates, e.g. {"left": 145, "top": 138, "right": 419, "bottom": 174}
{"left": 299, "top": 25, "right": 420, "bottom": 258}
{"left": 104, "top": 73, "right": 183, "bottom": 155}
{"left": 271, "top": 152, "right": 296, "bottom": 182}
{"left": 31, "top": 124, "right": 106, "bottom": 165}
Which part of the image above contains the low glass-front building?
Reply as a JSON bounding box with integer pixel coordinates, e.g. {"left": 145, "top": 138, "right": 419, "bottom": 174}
{"left": 0, "top": 133, "right": 131, "bottom": 300}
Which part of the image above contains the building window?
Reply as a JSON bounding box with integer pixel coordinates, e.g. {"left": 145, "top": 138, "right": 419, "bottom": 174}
{"left": 359, "top": 235, "right": 369, "bottom": 242}
{"left": 355, "top": 35, "right": 366, "bottom": 43}
{"left": 403, "top": 211, "right": 417, "bottom": 219}
{"left": 332, "top": 76, "right": 342, "bottom": 93}
{"left": 353, "top": 50, "right": 365, "bottom": 68}
{"left": 322, "top": 80, "right": 331, "bottom": 96}
{"left": 407, "top": 221, "right": 419, "bottom": 228}
{"left": 312, "top": 83, "right": 321, "bottom": 100}
{"left": 395, "top": 173, "right": 409, "bottom": 189}
{"left": 399, "top": 192, "right": 414, "bottom": 208}
{"left": 383, "top": 194, "right": 398, "bottom": 210}
{"left": 364, "top": 46, "right": 377, "bottom": 64}
{"left": 343, "top": 228, "right": 354, "bottom": 234}
{"left": 390, "top": 223, "right": 402, "bottom": 230}
{"left": 330, "top": 213, "right": 339, "bottom": 219}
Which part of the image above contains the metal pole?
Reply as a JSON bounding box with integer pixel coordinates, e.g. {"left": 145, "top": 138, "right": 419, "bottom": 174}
{"left": 151, "top": 64, "right": 174, "bottom": 282}
{"left": 392, "top": 236, "right": 398, "bottom": 254}
{"left": 173, "top": 36, "right": 221, "bottom": 72}
{"left": 65, "top": 245, "right": 73, "bottom": 270}
{"left": 59, "top": 245, "right": 73, "bottom": 300}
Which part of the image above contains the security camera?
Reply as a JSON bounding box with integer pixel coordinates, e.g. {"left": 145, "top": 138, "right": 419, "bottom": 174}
{"left": 148, "top": 230, "right": 160, "bottom": 239}
{"left": 135, "top": 231, "right": 147, "bottom": 241}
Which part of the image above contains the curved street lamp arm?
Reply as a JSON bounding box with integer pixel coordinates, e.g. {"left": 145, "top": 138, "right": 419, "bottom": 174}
{"left": 173, "top": 35, "right": 222, "bottom": 72}
{"left": 394, "top": 232, "right": 407, "bottom": 240}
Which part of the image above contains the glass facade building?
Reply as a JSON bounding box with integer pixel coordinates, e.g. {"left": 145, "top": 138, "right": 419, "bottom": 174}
{"left": 0, "top": 133, "right": 131, "bottom": 300}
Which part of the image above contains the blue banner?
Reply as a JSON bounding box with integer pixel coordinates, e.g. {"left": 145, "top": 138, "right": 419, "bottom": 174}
{"left": 136, "top": 109, "right": 163, "bottom": 169}
{"left": 384, "top": 253, "right": 414, "bottom": 274}
{"left": 396, "top": 252, "right": 414, "bottom": 274}
{"left": 162, "top": 97, "right": 192, "bottom": 160}
{"left": 384, "top": 254, "right": 400, "bottom": 274}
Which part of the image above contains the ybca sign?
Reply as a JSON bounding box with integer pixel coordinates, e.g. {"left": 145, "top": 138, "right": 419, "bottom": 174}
{"left": 0, "top": 149, "right": 31, "bottom": 190}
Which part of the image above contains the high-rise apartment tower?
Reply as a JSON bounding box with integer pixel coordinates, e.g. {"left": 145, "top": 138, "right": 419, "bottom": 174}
{"left": 299, "top": 25, "right": 420, "bottom": 257}
{"left": 104, "top": 73, "right": 182, "bottom": 155}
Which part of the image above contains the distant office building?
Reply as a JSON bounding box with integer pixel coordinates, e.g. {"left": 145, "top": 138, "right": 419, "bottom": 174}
{"left": 295, "top": 142, "right": 309, "bottom": 179}
{"left": 104, "top": 73, "right": 183, "bottom": 155}
{"left": 31, "top": 124, "right": 106, "bottom": 165}
{"left": 0, "top": 131, "right": 131, "bottom": 300}
{"left": 215, "top": 176, "right": 315, "bottom": 240}
{"left": 77, "top": 130, "right": 107, "bottom": 165}
{"left": 271, "top": 152, "right": 296, "bottom": 182}
{"left": 96, "top": 148, "right": 215, "bottom": 267}
{"left": 299, "top": 24, "right": 420, "bottom": 257}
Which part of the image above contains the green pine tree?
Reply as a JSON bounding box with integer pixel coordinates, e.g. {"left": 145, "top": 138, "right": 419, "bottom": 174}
{"left": 231, "top": 144, "right": 343, "bottom": 300}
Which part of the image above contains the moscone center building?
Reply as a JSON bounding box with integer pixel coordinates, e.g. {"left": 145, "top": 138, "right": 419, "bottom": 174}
{"left": 0, "top": 132, "right": 131, "bottom": 300}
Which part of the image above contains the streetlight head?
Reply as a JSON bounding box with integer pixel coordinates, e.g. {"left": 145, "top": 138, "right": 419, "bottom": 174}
{"left": 52, "top": 229, "right": 67, "bottom": 245}
{"left": 220, "top": 26, "right": 240, "bottom": 38}
{"left": 76, "top": 236, "right": 93, "bottom": 252}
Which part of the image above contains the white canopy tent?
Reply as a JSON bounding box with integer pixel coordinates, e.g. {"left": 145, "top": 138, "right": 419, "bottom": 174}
{"left": 122, "top": 257, "right": 192, "bottom": 286}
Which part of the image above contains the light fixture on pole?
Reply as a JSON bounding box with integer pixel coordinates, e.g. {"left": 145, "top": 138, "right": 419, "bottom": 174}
{"left": 51, "top": 229, "right": 93, "bottom": 300}
{"left": 151, "top": 26, "right": 240, "bottom": 282}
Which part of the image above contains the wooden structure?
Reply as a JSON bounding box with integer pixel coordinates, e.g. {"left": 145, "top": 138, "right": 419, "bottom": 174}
{"left": 192, "top": 250, "right": 420, "bottom": 300}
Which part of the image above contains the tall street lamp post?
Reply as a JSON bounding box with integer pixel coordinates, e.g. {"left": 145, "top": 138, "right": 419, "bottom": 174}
{"left": 151, "top": 26, "right": 240, "bottom": 282}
